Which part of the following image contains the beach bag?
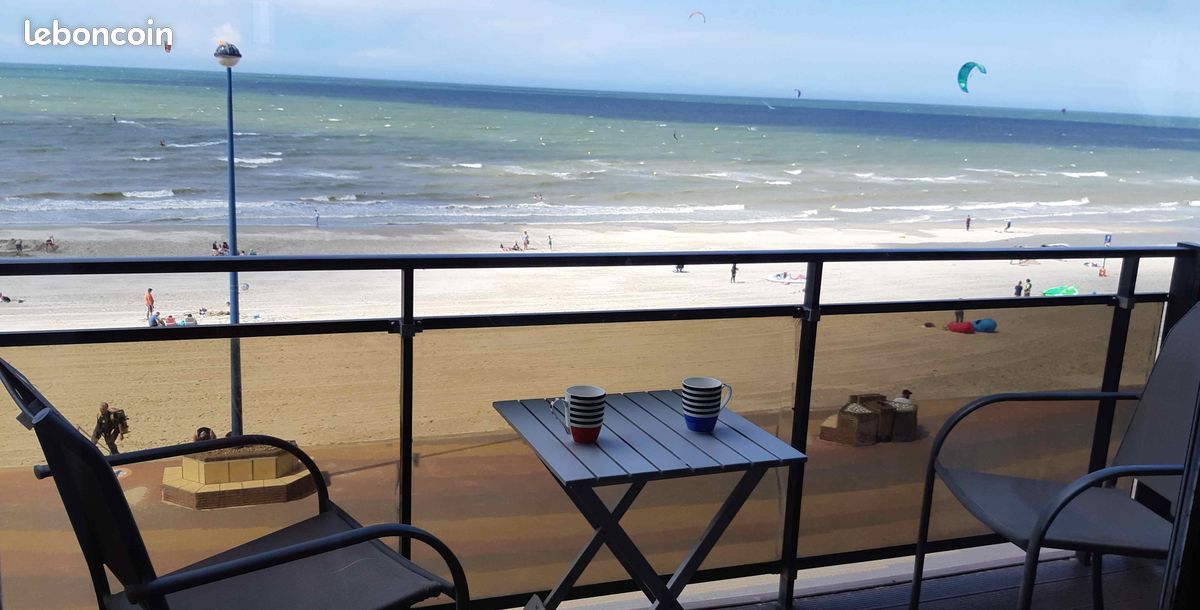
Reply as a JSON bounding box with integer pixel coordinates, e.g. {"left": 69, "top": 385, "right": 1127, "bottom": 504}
{"left": 971, "top": 318, "right": 998, "bottom": 333}
{"left": 947, "top": 321, "right": 975, "bottom": 334}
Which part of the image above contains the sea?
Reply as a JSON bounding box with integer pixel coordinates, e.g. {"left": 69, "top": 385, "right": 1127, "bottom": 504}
{"left": 1, "top": 62, "right": 1199, "bottom": 232}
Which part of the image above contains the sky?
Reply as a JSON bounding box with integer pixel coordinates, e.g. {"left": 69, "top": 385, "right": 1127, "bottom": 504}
{"left": 5, "top": 1, "right": 1200, "bottom": 116}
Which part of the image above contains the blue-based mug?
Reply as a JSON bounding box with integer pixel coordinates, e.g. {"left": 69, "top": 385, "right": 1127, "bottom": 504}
{"left": 681, "top": 376, "right": 732, "bottom": 433}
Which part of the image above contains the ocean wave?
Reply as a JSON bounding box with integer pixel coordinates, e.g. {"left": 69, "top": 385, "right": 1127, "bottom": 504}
{"left": 857, "top": 173, "right": 971, "bottom": 183}
{"left": 233, "top": 132, "right": 260, "bottom": 136}
{"left": 123, "top": 190, "right": 173, "bottom": 199}
{"left": 958, "top": 197, "right": 1089, "bottom": 211}
{"left": 216, "top": 156, "right": 282, "bottom": 167}
{"left": 301, "top": 170, "right": 358, "bottom": 180}
{"left": 1167, "top": 176, "right": 1200, "bottom": 185}
{"left": 129, "top": 156, "right": 163, "bottom": 162}
{"left": 453, "top": 162, "right": 482, "bottom": 169}
{"left": 266, "top": 151, "right": 284, "bottom": 156}
{"left": 1057, "top": 170, "right": 1108, "bottom": 178}
{"left": 784, "top": 169, "right": 804, "bottom": 175}
{"left": 763, "top": 180, "right": 792, "bottom": 185}
{"left": 962, "top": 167, "right": 1048, "bottom": 177}
{"left": 167, "top": 140, "right": 223, "bottom": 148}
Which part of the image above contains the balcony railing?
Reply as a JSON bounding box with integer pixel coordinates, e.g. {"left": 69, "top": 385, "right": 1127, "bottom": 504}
{"left": 1, "top": 243, "right": 1196, "bottom": 609}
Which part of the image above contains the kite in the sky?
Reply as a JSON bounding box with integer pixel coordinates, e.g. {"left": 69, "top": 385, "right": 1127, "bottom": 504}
{"left": 794, "top": 89, "right": 802, "bottom": 98}
{"left": 958, "top": 62, "right": 986, "bottom": 93}
{"left": 689, "top": 11, "right": 706, "bottom": 23}
{"left": 164, "top": 42, "right": 172, "bottom": 53}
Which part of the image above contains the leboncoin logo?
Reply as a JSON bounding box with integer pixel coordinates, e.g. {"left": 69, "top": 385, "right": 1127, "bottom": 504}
{"left": 24, "top": 19, "right": 173, "bottom": 47}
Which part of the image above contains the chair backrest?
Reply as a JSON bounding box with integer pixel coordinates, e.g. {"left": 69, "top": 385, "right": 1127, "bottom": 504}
{"left": 1114, "top": 303, "right": 1200, "bottom": 511}
{"left": 0, "top": 358, "right": 159, "bottom": 602}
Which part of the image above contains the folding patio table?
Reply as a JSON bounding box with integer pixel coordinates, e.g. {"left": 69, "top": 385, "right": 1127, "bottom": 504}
{"left": 495, "top": 389, "right": 806, "bottom": 610}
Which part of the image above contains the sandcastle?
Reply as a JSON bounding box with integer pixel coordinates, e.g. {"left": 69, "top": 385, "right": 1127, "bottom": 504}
{"left": 161, "top": 443, "right": 316, "bottom": 510}
{"left": 819, "top": 393, "right": 919, "bottom": 446}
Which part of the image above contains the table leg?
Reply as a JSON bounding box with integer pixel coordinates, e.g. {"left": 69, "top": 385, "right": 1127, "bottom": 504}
{"left": 565, "top": 485, "right": 683, "bottom": 610}
{"left": 654, "top": 467, "right": 768, "bottom": 609}
{"left": 540, "top": 481, "right": 647, "bottom": 610}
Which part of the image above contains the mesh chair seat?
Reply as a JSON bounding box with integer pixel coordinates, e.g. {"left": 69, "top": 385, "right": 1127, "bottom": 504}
{"left": 104, "top": 508, "right": 450, "bottom": 610}
{"left": 938, "top": 466, "right": 1172, "bottom": 557}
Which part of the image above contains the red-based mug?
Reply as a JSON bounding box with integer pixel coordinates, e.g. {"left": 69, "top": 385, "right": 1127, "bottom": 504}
{"left": 552, "top": 385, "right": 606, "bottom": 444}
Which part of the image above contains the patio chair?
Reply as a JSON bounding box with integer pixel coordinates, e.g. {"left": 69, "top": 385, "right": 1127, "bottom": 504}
{"left": 0, "top": 357, "right": 469, "bottom": 610}
{"left": 910, "top": 303, "right": 1200, "bottom": 610}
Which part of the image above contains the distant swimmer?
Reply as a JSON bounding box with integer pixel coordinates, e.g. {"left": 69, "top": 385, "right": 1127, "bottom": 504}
{"left": 159, "top": 139, "right": 166, "bottom": 147}
{"left": 672, "top": 132, "right": 679, "bottom": 141}
{"left": 113, "top": 115, "right": 117, "bottom": 122}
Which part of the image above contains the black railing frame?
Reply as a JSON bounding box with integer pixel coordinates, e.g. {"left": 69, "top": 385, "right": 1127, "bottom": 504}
{"left": 0, "top": 244, "right": 1190, "bottom": 609}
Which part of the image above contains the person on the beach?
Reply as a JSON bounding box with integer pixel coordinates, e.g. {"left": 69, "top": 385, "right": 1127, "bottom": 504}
{"left": 1014, "top": 281, "right": 1023, "bottom": 297}
{"left": 91, "top": 402, "right": 127, "bottom": 454}
{"left": 149, "top": 311, "right": 162, "bottom": 327}
{"left": 314, "top": 209, "right": 320, "bottom": 228}
{"left": 674, "top": 264, "right": 685, "bottom": 273}
{"left": 730, "top": 264, "right": 738, "bottom": 283}
{"left": 211, "top": 242, "right": 219, "bottom": 256}
{"left": 159, "top": 138, "right": 166, "bottom": 147}
{"left": 144, "top": 288, "right": 155, "bottom": 320}
{"left": 892, "top": 389, "right": 914, "bottom": 406}
{"left": 965, "top": 215, "right": 972, "bottom": 231}
{"left": 44, "top": 236, "right": 56, "bottom": 252}
{"left": 184, "top": 313, "right": 197, "bottom": 325}
{"left": 523, "top": 231, "right": 531, "bottom": 249}
{"left": 14, "top": 240, "right": 22, "bottom": 255}
{"left": 164, "top": 314, "right": 177, "bottom": 326}
{"left": 1004, "top": 220, "right": 1012, "bottom": 232}
{"left": 1024, "top": 278, "right": 1032, "bottom": 297}
{"left": 954, "top": 309, "right": 964, "bottom": 323}
{"left": 548, "top": 235, "right": 553, "bottom": 250}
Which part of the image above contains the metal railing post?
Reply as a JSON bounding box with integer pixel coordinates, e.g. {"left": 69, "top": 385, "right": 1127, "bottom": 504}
{"left": 1165, "top": 243, "right": 1200, "bottom": 335}
{"left": 400, "top": 268, "right": 415, "bottom": 558}
{"left": 1088, "top": 256, "right": 1139, "bottom": 473}
{"left": 778, "top": 261, "right": 822, "bottom": 609}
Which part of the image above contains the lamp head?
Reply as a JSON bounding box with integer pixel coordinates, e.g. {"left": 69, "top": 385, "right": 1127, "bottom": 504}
{"left": 214, "top": 40, "right": 242, "bottom": 68}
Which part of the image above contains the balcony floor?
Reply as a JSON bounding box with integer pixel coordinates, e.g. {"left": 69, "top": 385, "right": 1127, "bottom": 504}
{"left": 731, "top": 555, "right": 1162, "bottom": 610}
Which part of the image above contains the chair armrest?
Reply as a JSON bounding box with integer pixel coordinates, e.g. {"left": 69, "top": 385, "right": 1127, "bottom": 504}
{"left": 1028, "top": 463, "right": 1184, "bottom": 554}
{"left": 928, "top": 391, "right": 1140, "bottom": 471}
{"left": 124, "top": 523, "right": 470, "bottom": 610}
{"left": 34, "top": 434, "right": 330, "bottom": 512}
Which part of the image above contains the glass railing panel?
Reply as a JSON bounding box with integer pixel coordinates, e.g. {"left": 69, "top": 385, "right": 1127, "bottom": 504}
{"left": 797, "top": 305, "right": 1121, "bottom": 558}
{"left": 239, "top": 332, "right": 402, "bottom": 531}
{"left": 409, "top": 318, "right": 798, "bottom": 599}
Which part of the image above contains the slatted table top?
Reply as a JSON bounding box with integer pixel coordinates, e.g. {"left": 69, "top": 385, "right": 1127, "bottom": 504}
{"left": 495, "top": 390, "right": 806, "bottom": 488}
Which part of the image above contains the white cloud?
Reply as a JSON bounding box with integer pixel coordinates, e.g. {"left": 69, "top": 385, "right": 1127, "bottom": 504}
{"left": 212, "top": 22, "right": 241, "bottom": 45}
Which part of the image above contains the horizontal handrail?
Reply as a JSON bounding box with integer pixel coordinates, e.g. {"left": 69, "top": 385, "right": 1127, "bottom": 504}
{"left": 0, "top": 245, "right": 1185, "bottom": 276}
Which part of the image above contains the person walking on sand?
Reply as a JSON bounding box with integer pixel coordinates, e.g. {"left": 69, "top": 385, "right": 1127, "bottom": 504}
{"left": 730, "top": 264, "right": 738, "bottom": 283}
{"left": 1014, "top": 281, "right": 1023, "bottom": 297}
{"left": 1023, "top": 278, "right": 1032, "bottom": 297}
{"left": 965, "top": 215, "right": 972, "bottom": 231}
{"left": 91, "top": 402, "right": 127, "bottom": 454}
{"left": 144, "top": 288, "right": 155, "bottom": 320}
{"left": 314, "top": 209, "right": 320, "bottom": 228}
{"left": 1004, "top": 220, "right": 1012, "bottom": 232}
{"left": 548, "top": 235, "right": 553, "bottom": 251}
{"left": 523, "top": 231, "right": 531, "bottom": 250}
{"left": 954, "top": 309, "right": 965, "bottom": 323}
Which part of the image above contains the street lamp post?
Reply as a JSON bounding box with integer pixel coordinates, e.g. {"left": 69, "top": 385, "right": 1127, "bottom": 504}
{"left": 215, "top": 41, "right": 244, "bottom": 436}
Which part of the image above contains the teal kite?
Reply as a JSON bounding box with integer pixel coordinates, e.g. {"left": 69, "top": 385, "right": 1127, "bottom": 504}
{"left": 958, "top": 62, "right": 987, "bottom": 93}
